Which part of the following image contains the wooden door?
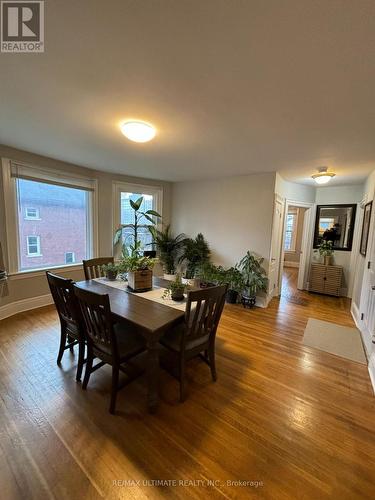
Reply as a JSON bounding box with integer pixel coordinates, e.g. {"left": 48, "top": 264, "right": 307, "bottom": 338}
{"left": 363, "top": 216, "right": 375, "bottom": 344}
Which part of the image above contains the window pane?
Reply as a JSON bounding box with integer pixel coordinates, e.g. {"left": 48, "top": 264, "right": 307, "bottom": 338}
{"left": 120, "top": 192, "right": 154, "bottom": 250}
{"left": 17, "top": 179, "right": 89, "bottom": 270}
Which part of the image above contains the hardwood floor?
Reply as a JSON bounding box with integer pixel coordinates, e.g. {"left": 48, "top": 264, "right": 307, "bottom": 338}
{"left": 1, "top": 269, "right": 374, "bottom": 499}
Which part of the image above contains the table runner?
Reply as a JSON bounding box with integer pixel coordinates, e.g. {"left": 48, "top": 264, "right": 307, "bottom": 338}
{"left": 93, "top": 277, "right": 188, "bottom": 311}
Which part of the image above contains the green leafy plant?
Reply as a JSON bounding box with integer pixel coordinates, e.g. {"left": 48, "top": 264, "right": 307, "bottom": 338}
{"left": 113, "top": 196, "right": 161, "bottom": 258}
{"left": 179, "top": 233, "right": 211, "bottom": 279}
{"left": 162, "top": 274, "right": 188, "bottom": 301}
{"left": 149, "top": 225, "right": 186, "bottom": 274}
{"left": 225, "top": 266, "right": 245, "bottom": 293}
{"left": 120, "top": 255, "right": 155, "bottom": 272}
{"left": 197, "top": 262, "right": 224, "bottom": 285}
{"left": 238, "top": 251, "right": 268, "bottom": 297}
{"left": 315, "top": 240, "right": 334, "bottom": 257}
{"left": 101, "top": 262, "right": 121, "bottom": 280}
{"left": 101, "top": 262, "right": 120, "bottom": 273}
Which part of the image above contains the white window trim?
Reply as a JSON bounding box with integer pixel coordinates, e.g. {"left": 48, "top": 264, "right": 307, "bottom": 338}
{"left": 25, "top": 207, "right": 40, "bottom": 220}
{"left": 112, "top": 181, "right": 163, "bottom": 254}
{"left": 27, "top": 235, "right": 42, "bottom": 257}
{"left": 284, "top": 208, "right": 299, "bottom": 253}
{"left": 1, "top": 158, "right": 98, "bottom": 275}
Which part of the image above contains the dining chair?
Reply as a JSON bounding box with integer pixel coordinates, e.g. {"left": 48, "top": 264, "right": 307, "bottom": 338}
{"left": 73, "top": 285, "right": 146, "bottom": 414}
{"left": 159, "top": 284, "right": 228, "bottom": 402}
{"left": 82, "top": 257, "right": 114, "bottom": 280}
{"left": 46, "top": 271, "right": 86, "bottom": 382}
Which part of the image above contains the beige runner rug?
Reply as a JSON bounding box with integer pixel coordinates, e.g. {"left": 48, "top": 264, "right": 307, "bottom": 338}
{"left": 303, "top": 318, "right": 367, "bottom": 364}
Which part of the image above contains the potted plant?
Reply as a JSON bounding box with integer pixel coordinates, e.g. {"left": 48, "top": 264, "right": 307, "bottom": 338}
{"left": 101, "top": 262, "right": 120, "bottom": 281}
{"left": 196, "top": 262, "right": 222, "bottom": 287}
{"left": 238, "top": 251, "right": 268, "bottom": 308}
{"left": 315, "top": 240, "right": 334, "bottom": 265}
{"left": 120, "top": 254, "right": 155, "bottom": 291}
{"left": 178, "top": 233, "right": 210, "bottom": 284}
{"left": 162, "top": 274, "right": 188, "bottom": 301}
{"left": 224, "top": 266, "right": 244, "bottom": 304}
{"left": 149, "top": 225, "right": 186, "bottom": 280}
{"left": 113, "top": 196, "right": 161, "bottom": 292}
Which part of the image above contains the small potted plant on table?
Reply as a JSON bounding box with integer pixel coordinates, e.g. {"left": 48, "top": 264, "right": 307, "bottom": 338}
{"left": 238, "top": 251, "right": 268, "bottom": 308}
{"left": 101, "top": 262, "right": 120, "bottom": 281}
{"left": 162, "top": 274, "right": 187, "bottom": 301}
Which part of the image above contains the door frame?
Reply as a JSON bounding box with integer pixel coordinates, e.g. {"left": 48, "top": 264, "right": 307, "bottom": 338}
{"left": 278, "top": 199, "right": 315, "bottom": 292}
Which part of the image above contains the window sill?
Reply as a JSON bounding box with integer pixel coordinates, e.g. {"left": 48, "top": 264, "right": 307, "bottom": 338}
{"left": 8, "top": 264, "right": 84, "bottom": 280}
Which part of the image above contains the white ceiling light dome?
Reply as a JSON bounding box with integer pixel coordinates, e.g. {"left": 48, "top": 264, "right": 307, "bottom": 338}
{"left": 120, "top": 121, "right": 156, "bottom": 143}
{"left": 311, "top": 167, "right": 336, "bottom": 185}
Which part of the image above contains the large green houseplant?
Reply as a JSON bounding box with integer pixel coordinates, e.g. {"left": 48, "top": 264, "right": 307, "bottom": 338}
{"left": 113, "top": 196, "right": 161, "bottom": 291}
{"left": 149, "top": 225, "right": 186, "bottom": 279}
{"left": 178, "top": 233, "right": 211, "bottom": 280}
{"left": 238, "top": 251, "right": 268, "bottom": 308}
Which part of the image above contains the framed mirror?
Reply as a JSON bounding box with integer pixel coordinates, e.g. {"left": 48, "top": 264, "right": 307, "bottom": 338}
{"left": 313, "top": 204, "right": 357, "bottom": 251}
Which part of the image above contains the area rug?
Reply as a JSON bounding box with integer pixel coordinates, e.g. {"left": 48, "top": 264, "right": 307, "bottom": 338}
{"left": 303, "top": 318, "right": 367, "bottom": 364}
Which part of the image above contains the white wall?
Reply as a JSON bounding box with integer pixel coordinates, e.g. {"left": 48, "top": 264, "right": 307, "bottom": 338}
{"left": 275, "top": 173, "right": 316, "bottom": 204}
{"left": 171, "top": 173, "right": 275, "bottom": 268}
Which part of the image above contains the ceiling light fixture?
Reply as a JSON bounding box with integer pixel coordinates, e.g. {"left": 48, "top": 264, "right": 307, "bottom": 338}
{"left": 311, "top": 167, "right": 336, "bottom": 185}
{"left": 120, "top": 121, "right": 156, "bottom": 143}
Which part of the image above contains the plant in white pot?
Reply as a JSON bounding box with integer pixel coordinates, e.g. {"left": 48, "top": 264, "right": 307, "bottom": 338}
{"left": 315, "top": 240, "right": 334, "bottom": 265}
{"left": 149, "top": 225, "right": 186, "bottom": 280}
{"left": 114, "top": 196, "right": 161, "bottom": 292}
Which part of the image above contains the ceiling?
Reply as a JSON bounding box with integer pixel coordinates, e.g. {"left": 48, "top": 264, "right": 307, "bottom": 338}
{"left": 1, "top": 0, "right": 375, "bottom": 185}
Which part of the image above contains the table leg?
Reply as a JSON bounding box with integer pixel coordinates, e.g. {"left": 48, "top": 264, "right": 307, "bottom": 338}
{"left": 146, "top": 339, "right": 160, "bottom": 413}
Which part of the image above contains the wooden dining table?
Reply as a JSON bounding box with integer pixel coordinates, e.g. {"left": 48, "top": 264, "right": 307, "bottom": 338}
{"left": 75, "top": 277, "right": 185, "bottom": 413}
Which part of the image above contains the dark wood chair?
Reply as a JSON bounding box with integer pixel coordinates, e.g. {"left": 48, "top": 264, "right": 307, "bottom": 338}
{"left": 73, "top": 285, "right": 146, "bottom": 414}
{"left": 82, "top": 257, "right": 114, "bottom": 280}
{"left": 159, "top": 284, "right": 228, "bottom": 402}
{"left": 46, "top": 271, "right": 86, "bottom": 381}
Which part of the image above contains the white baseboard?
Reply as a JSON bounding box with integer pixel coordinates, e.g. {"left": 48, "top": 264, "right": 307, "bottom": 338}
{"left": 368, "top": 353, "right": 375, "bottom": 395}
{"left": 284, "top": 261, "right": 299, "bottom": 268}
{"left": 0, "top": 293, "right": 53, "bottom": 321}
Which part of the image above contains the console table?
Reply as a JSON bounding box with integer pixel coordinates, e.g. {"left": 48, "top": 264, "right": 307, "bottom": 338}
{"left": 309, "top": 263, "right": 343, "bottom": 297}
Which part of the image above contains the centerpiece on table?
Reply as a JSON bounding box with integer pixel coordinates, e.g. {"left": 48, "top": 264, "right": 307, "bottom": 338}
{"left": 113, "top": 196, "right": 161, "bottom": 292}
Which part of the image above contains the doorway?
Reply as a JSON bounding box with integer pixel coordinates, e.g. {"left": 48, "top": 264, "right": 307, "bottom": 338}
{"left": 279, "top": 201, "right": 314, "bottom": 297}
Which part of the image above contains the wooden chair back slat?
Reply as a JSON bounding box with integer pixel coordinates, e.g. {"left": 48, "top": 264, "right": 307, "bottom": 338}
{"left": 83, "top": 257, "right": 114, "bottom": 280}
{"left": 185, "top": 285, "right": 227, "bottom": 342}
{"left": 73, "top": 286, "right": 114, "bottom": 353}
{"left": 46, "top": 271, "right": 81, "bottom": 329}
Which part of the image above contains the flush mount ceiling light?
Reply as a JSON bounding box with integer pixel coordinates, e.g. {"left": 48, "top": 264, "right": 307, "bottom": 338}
{"left": 120, "top": 121, "right": 156, "bottom": 143}
{"left": 311, "top": 167, "right": 336, "bottom": 185}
